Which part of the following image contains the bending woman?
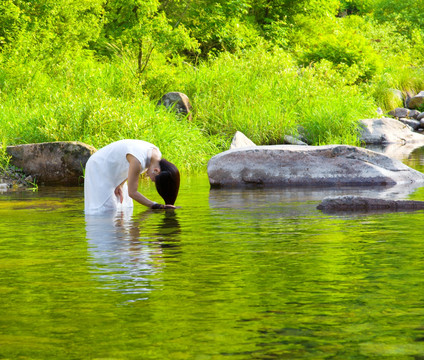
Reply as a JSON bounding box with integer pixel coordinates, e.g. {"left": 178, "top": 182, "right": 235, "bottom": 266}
{"left": 84, "top": 139, "right": 180, "bottom": 214}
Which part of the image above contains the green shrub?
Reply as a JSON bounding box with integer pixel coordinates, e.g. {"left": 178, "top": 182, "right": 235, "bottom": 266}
{"left": 299, "top": 31, "right": 383, "bottom": 82}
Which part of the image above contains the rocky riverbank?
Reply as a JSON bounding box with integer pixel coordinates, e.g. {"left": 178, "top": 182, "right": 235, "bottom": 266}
{"left": 0, "top": 165, "right": 36, "bottom": 192}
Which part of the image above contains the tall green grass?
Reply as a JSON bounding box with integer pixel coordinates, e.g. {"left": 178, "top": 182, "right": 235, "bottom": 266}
{"left": 1, "top": 45, "right": 422, "bottom": 171}
{"left": 0, "top": 56, "right": 218, "bottom": 171}
{"left": 176, "top": 47, "right": 377, "bottom": 146}
{"left": 369, "top": 66, "right": 424, "bottom": 112}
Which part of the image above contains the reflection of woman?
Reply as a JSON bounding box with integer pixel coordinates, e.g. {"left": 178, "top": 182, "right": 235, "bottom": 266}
{"left": 85, "top": 209, "right": 160, "bottom": 296}
{"left": 84, "top": 139, "right": 180, "bottom": 214}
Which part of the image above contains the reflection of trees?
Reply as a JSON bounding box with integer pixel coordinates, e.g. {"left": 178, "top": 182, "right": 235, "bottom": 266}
{"left": 85, "top": 209, "right": 181, "bottom": 297}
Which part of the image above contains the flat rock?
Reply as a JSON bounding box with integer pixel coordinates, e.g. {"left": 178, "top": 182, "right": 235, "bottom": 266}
{"left": 359, "top": 117, "right": 424, "bottom": 144}
{"left": 6, "top": 141, "right": 96, "bottom": 185}
{"left": 317, "top": 195, "right": 424, "bottom": 212}
{"left": 207, "top": 145, "right": 424, "bottom": 188}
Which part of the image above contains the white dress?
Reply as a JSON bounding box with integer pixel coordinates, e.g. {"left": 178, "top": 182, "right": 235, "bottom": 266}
{"left": 84, "top": 139, "right": 161, "bottom": 214}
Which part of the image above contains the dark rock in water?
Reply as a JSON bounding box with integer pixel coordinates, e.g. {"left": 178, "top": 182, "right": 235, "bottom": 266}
{"left": 317, "top": 195, "right": 424, "bottom": 212}
{"left": 157, "top": 92, "right": 192, "bottom": 120}
{"left": 6, "top": 141, "right": 96, "bottom": 186}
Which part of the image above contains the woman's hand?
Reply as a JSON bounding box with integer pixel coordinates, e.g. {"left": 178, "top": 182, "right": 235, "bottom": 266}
{"left": 114, "top": 185, "right": 124, "bottom": 204}
{"left": 151, "top": 203, "right": 177, "bottom": 210}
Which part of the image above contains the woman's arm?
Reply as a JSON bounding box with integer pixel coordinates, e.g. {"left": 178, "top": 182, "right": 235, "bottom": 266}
{"left": 126, "top": 154, "right": 157, "bottom": 208}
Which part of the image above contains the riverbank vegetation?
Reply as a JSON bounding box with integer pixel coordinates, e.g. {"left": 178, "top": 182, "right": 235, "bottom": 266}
{"left": 1, "top": 0, "right": 424, "bottom": 170}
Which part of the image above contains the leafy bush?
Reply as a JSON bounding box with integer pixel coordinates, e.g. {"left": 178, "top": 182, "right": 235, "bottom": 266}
{"left": 297, "top": 24, "right": 384, "bottom": 82}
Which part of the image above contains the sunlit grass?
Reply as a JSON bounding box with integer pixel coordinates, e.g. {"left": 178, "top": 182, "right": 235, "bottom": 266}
{"left": 1, "top": 45, "right": 422, "bottom": 171}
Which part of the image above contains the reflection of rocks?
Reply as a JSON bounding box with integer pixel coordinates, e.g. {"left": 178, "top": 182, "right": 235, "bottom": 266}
{"left": 209, "top": 182, "right": 423, "bottom": 208}
{"left": 208, "top": 183, "right": 424, "bottom": 218}
{"left": 317, "top": 195, "right": 424, "bottom": 213}
{"left": 7, "top": 141, "right": 96, "bottom": 185}
{"left": 366, "top": 143, "right": 424, "bottom": 161}
{"left": 208, "top": 145, "right": 424, "bottom": 188}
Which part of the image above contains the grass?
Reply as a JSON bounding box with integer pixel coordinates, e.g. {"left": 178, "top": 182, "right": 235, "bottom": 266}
{"left": 0, "top": 45, "right": 422, "bottom": 172}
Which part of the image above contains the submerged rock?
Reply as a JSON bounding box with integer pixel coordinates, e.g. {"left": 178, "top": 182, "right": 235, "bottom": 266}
{"left": 6, "top": 141, "right": 96, "bottom": 186}
{"left": 317, "top": 195, "right": 424, "bottom": 212}
{"left": 207, "top": 144, "right": 424, "bottom": 188}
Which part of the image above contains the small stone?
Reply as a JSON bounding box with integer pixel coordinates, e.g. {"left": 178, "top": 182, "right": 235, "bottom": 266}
{"left": 409, "top": 110, "right": 421, "bottom": 119}
{"left": 157, "top": 92, "right": 192, "bottom": 120}
{"left": 230, "top": 131, "right": 256, "bottom": 149}
{"left": 418, "top": 112, "right": 424, "bottom": 121}
{"left": 283, "top": 135, "right": 308, "bottom": 145}
{"left": 407, "top": 91, "right": 424, "bottom": 109}
{"left": 398, "top": 118, "right": 420, "bottom": 130}
{"left": 388, "top": 107, "right": 409, "bottom": 118}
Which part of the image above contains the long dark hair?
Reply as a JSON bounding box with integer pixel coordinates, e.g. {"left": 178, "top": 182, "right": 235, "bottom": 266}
{"left": 155, "top": 159, "right": 180, "bottom": 205}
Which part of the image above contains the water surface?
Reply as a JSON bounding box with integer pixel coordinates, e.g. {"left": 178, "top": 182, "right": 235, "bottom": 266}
{"left": 1, "top": 148, "right": 424, "bottom": 359}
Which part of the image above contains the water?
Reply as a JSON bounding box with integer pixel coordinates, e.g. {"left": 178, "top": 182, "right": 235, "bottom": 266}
{"left": 1, "top": 148, "right": 424, "bottom": 359}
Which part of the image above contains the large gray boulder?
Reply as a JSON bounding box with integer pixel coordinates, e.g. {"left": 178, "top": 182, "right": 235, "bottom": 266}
{"left": 207, "top": 144, "right": 424, "bottom": 188}
{"left": 359, "top": 117, "right": 424, "bottom": 144}
{"left": 6, "top": 141, "right": 96, "bottom": 185}
{"left": 317, "top": 195, "right": 424, "bottom": 213}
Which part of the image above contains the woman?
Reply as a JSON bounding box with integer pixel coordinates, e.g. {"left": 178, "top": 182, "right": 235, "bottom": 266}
{"left": 84, "top": 139, "right": 180, "bottom": 214}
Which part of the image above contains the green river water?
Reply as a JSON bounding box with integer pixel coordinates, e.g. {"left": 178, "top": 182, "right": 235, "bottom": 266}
{"left": 1, "top": 148, "right": 424, "bottom": 359}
